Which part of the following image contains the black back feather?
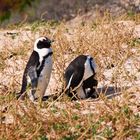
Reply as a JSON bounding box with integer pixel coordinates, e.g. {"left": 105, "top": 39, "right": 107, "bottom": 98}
{"left": 19, "top": 51, "right": 39, "bottom": 95}
{"left": 64, "top": 55, "right": 87, "bottom": 90}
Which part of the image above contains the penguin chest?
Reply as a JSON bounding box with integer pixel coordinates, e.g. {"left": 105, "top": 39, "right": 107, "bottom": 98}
{"left": 36, "top": 56, "right": 52, "bottom": 97}
{"left": 40, "top": 56, "right": 52, "bottom": 80}
{"left": 83, "top": 59, "right": 94, "bottom": 80}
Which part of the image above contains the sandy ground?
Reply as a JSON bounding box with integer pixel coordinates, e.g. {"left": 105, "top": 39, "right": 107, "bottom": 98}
{"left": 0, "top": 21, "right": 140, "bottom": 95}
{"left": 0, "top": 21, "right": 140, "bottom": 126}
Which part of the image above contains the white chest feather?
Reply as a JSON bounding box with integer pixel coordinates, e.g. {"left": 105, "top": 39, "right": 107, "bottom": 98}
{"left": 40, "top": 56, "right": 52, "bottom": 78}
{"left": 37, "top": 48, "right": 52, "bottom": 68}
{"left": 36, "top": 56, "right": 52, "bottom": 98}
{"left": 83, "top": 57, "right": 96, "bottom": 80}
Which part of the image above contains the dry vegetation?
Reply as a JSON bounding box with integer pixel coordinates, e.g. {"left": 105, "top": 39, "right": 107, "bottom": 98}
{"left": 0, "top": 13, "right": 140, "bottom": 140}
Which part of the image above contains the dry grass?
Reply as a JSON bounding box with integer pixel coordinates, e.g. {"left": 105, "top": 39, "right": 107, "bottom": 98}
{"left": 0, "top": 13, "right": 140, "bottom": 140}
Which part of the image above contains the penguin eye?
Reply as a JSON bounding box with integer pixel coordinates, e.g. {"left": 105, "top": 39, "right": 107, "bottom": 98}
{"left": 42, "top": 37, "right": 52, "bottom": 44}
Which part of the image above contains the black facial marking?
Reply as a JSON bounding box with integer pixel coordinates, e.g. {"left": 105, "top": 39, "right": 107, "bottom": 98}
{"left": 83, "top": 75, "right": 98, "bottom": 98}
{"left": 37, "top": 37, "right": 52, "bottom": 49}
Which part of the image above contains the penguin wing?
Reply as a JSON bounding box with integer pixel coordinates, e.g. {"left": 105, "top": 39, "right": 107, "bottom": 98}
{"left": 17, "top": 67, "right": 38, "bottom": 100}
{"left": 26, "top": 51, "right": 40, "bottom": 92}
{"left": 28, "top": 66, "right": 38, "bottom": 90}
{"left": 19, "top": 51, "right": 40, "bottom": 98}
{"left": 65, "top": 67, "right": 84, "bottom": 96}
{"left": 70, "top": 69, "right": 84, "bottom": 91}
{"left": 65, "top": 57, "right": 85, "bottom": 91}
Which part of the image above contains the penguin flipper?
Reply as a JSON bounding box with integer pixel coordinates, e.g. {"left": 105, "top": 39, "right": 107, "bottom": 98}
{"left": 28, "top": 66, "right": 38, "bottom": 100}
{"left": 65, "top": 67, "right": 84, "bottom": 90}
{"left": 65, "top": 70, "right": 84, "bottom": 99}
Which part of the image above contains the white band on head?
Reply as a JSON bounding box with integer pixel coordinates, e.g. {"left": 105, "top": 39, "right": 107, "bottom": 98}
{"left": 34, "top": 37, "right": 46, "bottom": 49}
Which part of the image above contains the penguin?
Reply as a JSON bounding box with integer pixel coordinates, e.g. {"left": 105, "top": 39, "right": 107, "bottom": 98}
{"left": 17, "top": 37, "right": 53, "bottom": 101}
{"left": 64, "top": 55, "right": 98, "bottom": 100}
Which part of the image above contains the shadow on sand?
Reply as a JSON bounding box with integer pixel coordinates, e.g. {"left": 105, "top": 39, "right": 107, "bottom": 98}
{"left": 96, "top": 86, "right": 126, "bottom": 99}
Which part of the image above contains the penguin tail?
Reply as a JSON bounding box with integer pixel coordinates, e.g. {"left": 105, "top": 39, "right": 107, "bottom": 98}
{"left": 16, "top": 91, "right": 27, "bottom": 100}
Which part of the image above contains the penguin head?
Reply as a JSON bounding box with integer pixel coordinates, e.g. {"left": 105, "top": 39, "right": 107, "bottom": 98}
{"left": 34, "top": 37, "right": 54, "bottom": 49}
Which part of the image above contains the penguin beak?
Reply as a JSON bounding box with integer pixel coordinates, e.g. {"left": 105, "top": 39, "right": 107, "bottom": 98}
{"left": 50, "top": 39, "right": 54, "bottom": 43}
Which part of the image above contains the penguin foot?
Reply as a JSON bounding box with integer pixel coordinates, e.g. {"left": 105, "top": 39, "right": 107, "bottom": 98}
{"left": 16, "top": 92, "right": 27, "bottom": 100}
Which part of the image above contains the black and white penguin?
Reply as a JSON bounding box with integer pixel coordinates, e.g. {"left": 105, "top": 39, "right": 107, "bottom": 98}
{"left": 64, "top": 55, "right": 98, "bottom": 100}
{"left": 17, "top": 37, "right": 53, "bottom": 101}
